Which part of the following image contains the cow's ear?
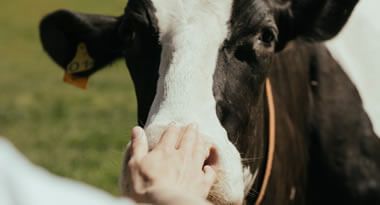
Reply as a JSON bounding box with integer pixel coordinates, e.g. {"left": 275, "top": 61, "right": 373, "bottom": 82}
{"left": 276, "top": 0, "right": 358, "bottom": 49}
{"left": 39, "top": 9, "right": 125, "bottom": 77}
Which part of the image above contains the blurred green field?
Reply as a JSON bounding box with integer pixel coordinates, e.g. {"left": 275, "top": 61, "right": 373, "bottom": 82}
{"left": 0, "top": 0, "right": 136, "bottom": 195}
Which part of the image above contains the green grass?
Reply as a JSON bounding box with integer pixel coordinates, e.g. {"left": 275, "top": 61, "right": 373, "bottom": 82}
{"left": 0, "top": 0, "right": 136, "bottom": 195}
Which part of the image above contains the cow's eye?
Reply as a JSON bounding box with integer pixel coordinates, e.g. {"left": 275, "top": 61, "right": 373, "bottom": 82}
{"left": 258, "top": 28, "right": 277, "bottom": 47}
{"left": 234, "top": 28, "right": 277, "bottom": 65}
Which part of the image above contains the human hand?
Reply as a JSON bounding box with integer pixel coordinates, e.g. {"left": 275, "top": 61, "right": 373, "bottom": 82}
{"left": 126, "top": 124, "right": 216, "bottom": 204}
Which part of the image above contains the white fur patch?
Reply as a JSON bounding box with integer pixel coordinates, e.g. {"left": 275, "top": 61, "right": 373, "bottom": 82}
{"left": 144, "top": 0, "right": 245, "bottom": 204}
{"left": 243, "top": 167, "right": 257, "bottom": 196}
{"left": 326, "top": 0, "right": 380, "bottom": 137}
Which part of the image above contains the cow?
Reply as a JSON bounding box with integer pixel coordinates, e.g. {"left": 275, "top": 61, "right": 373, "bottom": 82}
{"left": 38, "top": 0, "right": 380, "bottom": 204}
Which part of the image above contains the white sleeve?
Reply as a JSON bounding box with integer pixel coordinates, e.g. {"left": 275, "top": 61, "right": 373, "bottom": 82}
{"left": 0, "top": 138, "right": 136, "bottom": 205}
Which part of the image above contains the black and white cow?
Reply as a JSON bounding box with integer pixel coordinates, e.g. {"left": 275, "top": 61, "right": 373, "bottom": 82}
{"left": 39, "top": 0, "right": 380, "bottom": 204}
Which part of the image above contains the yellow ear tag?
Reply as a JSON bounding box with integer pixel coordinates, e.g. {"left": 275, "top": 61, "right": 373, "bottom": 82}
{"left": 64, "top": 43, "right": 94, "bottom": 89}
{"left": 67, "top": 43, "right": 94, "bottom": 74}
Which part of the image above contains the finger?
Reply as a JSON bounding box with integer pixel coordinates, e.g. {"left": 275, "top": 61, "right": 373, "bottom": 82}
{"left": 203, "top": 165, "right": 217, "bottom": 190}
{"left": 157, "top": 124, "right": 181, "bottom": 149}
{"left": 131, "top": 126, "right": 148, "bottom": 161}
{"left": 178, "top": 124, "right": 198, "bottom": 154}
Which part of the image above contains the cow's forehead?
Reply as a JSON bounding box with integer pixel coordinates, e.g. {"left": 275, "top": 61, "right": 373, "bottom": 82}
{"left": 125, "top": 0, "right": 275, "bottom": 44}
{"left": 150, "top": 0, "right": 234, "bottom": 43}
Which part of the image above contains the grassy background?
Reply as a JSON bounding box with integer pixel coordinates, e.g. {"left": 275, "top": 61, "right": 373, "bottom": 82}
{"left": 0, "top": 0, "right": 136, "bottom": 195}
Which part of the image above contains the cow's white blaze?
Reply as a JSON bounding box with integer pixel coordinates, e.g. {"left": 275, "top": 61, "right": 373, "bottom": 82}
{"left": 144, "top": 0, "right": 245, "bottom": 204}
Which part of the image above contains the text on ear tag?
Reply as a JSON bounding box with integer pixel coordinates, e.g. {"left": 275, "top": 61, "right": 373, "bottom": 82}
{"left": 67, "top": 43, "right": 94, "bottom": 74}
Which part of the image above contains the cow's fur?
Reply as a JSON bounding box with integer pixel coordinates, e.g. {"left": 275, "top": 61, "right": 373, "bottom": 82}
{"left": 39, "top": 0, "right": 380, "bottom": 204}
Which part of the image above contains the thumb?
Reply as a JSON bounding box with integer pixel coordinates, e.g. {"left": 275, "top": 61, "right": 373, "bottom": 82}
{"left": 131, "top": 126, "right": 149, "bottom": 161}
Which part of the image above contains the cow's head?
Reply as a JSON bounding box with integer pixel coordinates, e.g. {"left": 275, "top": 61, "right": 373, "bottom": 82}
{"left": 39, "top": 0, "right": 358, "bottom": 204}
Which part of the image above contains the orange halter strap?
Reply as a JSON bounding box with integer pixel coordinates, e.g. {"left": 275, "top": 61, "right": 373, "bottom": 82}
{"left": 255, "top": 79, "right": 276, "bottom": 205}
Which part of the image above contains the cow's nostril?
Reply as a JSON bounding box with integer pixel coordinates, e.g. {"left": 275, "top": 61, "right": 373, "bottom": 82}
{"left": 204, "top": 147, "right": 219, "bottom": 168}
